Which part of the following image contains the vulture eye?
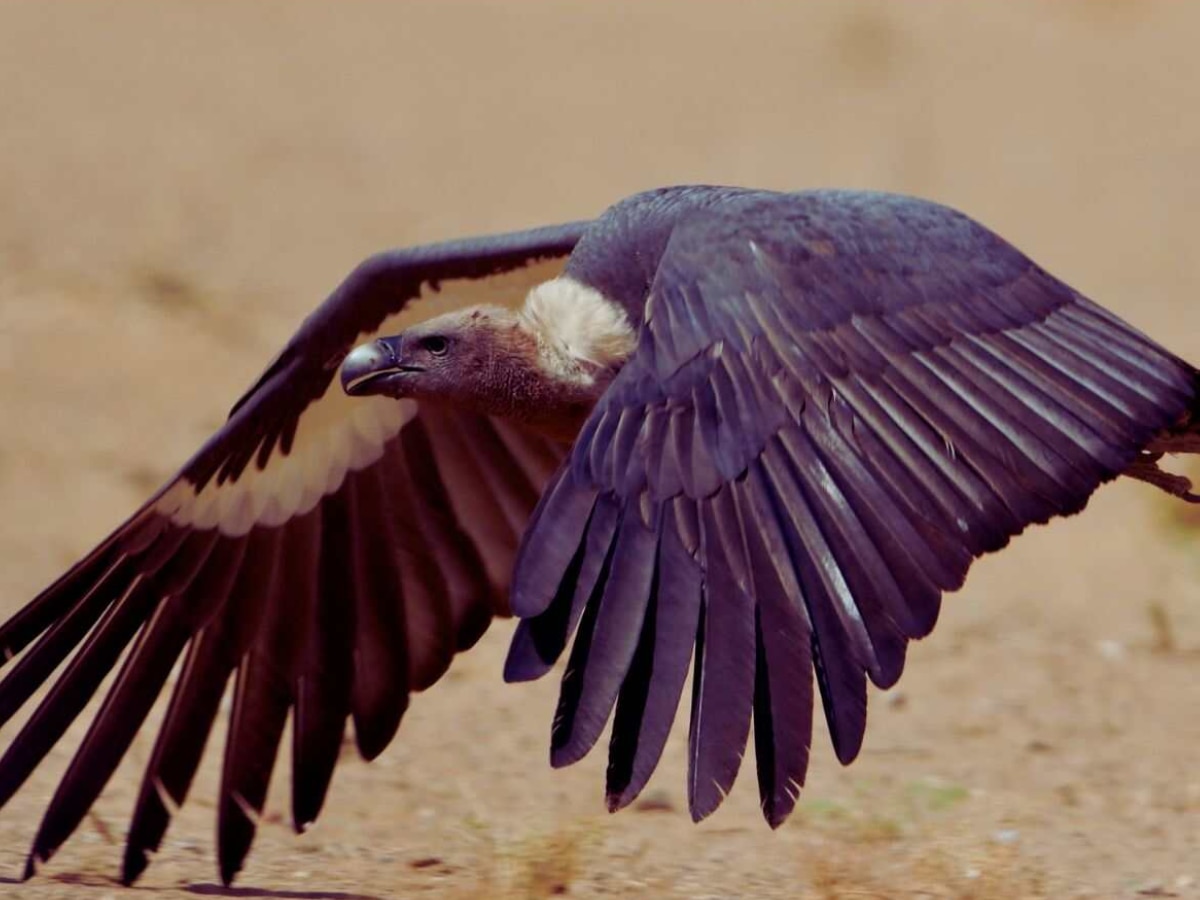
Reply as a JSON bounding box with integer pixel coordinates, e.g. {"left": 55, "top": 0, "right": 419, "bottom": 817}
{"left": 421, "top": 335, "right": 450, "bottom": 357}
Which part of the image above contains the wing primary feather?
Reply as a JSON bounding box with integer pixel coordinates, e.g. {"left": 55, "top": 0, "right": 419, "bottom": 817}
{"left": 0, "top": 555, "right": 136, "bottom": 730}
{"left": 509, "top": 473, "right": 599, "bottom": 619}
{"left": 1008, "top": 326, "right": 1152, "bottom": 419}
{"left": 122, "top": 631, "right": 221, "bottom": 885}
{"left": 860, "top": 370, "right": 1039, "bottom": 543}
{"left": 122, "top": 527, "right": 279, "bottom": 886}
{"left": 396, "top": 419, "right": 493, "bottom": 650}
{"left": 1056, "top": 301, "right": 1194, "bottom": 391}
{"left": 773, "top": 430, "right": 884, "bottom": 676}
{"left": 372, "top": 444, "right": 452, "bottom": 692}
{"left": 0, "top": 529, "right": 214, "bottom": 819}
{"left": 687, "top": 490, "right": 756, "bottom": 822}
{"left": 0, "top": 540, "right": 124, "bottom": 668}
{"left": 345, "top": 469, "right": 411, "bottom": 763}
{"left": 934, "top": 342, "right": 1110, "bottom": 477}
{"left": 292, "top": 494, "right": 347, "bottom": 830}
{"left": 420, "top": 408, "right": 521, "bottom": 597}
{"left": 548, "top": 500, "right": 622, "bottom": 766}
{"left": 804, "top": 405, "right": 946, "bottom": 633}
{"left": 29, "top": 531, "right": 246, "bottom": 873}
{"left": 828, "top": 376, "right": 1000, "bottom": 559}
{"left": 1040, "top": 311, "right": 1188, "bottom": 401}
{"left": 0, "top": 510, "right": 167, "bottom": 667}
{"left": 906, "top": 304, "right": 1112, "bottom": 469}
{"left": 0, "top": 520, "right": 190, "bottom": 730}
{"left": 217, "top": 527, "right": 297, "bottom": 885}
{"left": 855, "top": 313, "right": 1063, "bottom": 518}
{"left": 971, "top": 332, "right": 1142, "bottom": 447}
{"left": 759, "top": 437, "right": 868, "bottom": 766}
{"left": 782, "top": 424, "right": 910, "bottom": 686}
{"left": 886, "top": 355, "right": 1062, "bottom": 520}
{"left": 443, "top": 413, "right": 541, "bottom": 538}
{"left": 217, "top": 655, "right": 290, "bottom": 886}
{"left": 605, "top": 522, "right": 703, "bottom": 811}
{"left": 548, "top": 567, "right": 608, "bottom": 766}
{"left": 508, "top": 494, "right": 619, "bottom": 681}
{"left": 912, "top": 348, "right": 1093, "bottom": 499}
{"left": 549, "top": 507, "right": 657, "bottom": 769}
{"left": 27, "top": 604, "right": 193, "bottom": 871}
{"left": 504, "top": 525, "right": 591, "bottom": 682}
{"left": 734, "top": 469, "right": 814, "bottom": 828}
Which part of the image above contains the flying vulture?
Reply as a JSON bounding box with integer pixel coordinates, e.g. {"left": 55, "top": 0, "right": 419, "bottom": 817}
{"left": 1, "top": 186, "right": 1196, "bottom": 886}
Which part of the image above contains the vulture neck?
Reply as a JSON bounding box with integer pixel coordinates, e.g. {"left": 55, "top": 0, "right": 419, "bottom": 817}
{"left": 509, "top": 277, "right": 636, "bottom": 441}
{"left": 520, "top": 277, "right": 636, "bottom": 380}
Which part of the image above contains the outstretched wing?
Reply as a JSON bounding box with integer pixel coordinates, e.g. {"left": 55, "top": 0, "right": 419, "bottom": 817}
{"left": 505, "top": 191, "right": 1196, "bottom": 826}
{"left": 0, "top": 221, "right": 586, "bottom": 885}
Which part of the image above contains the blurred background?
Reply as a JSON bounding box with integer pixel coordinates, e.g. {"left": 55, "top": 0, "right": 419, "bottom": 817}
{"left": 0, "top": 2, "right": 1198, "bottom": 897}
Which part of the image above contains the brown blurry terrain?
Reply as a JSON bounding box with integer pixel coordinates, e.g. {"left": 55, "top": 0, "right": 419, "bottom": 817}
{"left": 0, "top": 2, "right": 1198, "bottom": 897}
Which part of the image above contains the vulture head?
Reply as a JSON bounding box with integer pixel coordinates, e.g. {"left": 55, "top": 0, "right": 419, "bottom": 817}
{"left": 341, "top": 277, "right": 637, "bottom": 440}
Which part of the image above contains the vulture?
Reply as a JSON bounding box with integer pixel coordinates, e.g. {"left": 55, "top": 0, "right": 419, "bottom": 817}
{"left": 1, "top": 186, "right": 1197, "bottom": 886}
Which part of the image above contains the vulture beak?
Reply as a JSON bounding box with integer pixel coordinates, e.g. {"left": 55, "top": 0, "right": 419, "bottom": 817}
{"left": 340, "top": 335, "right": 421, "bottom": 397}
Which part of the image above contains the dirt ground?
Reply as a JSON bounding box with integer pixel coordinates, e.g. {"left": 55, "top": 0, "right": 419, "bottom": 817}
{"left": 0, "top": 2, "right": 1198, "bottom": 897}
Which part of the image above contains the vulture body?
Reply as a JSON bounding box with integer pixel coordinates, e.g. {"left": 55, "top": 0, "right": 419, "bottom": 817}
{"left": 1, "top": 186, "right": 1197, "bottom": 885}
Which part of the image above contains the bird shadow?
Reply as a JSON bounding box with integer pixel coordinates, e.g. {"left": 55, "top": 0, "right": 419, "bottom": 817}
{"left": 0, "top": 873, "right": 380, "bottom": 900}
{"left": 186, "top": 885, "right": 383, "bottom": 900}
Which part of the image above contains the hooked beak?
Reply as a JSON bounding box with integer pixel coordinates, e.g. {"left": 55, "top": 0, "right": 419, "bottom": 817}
{"left": 340, "top": 335, "right": 423, "bottom": 397}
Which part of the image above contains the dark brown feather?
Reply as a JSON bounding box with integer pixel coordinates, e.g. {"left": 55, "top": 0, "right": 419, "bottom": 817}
{"left": 549, "top": 508, "right": 657, "bottom": 768}
{"left": 291, "top": 500, "right": 346, "bottom": 830}
{"left": 686, "top": 491, "right": 756, "bottom": 820}
{"left": 345, "top": 470, "right": 409, "bottom": 762}
{"left": 605, "top": 516, "right": 703, "bottom": 811}
{"left": 122, "top": 527, "right": 279, "bottom": 886}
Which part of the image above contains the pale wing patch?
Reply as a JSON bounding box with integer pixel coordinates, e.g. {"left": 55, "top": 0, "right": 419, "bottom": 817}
{"left": 157, "top": 391, "right": 417, "bottom": 537}
{"left": 155, "top": 258, "right": 571, "bottom": 538}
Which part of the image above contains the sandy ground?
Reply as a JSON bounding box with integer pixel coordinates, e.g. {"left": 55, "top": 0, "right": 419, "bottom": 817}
{"left": 0, "top": 2, "right": 1198, "bottom": 897}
